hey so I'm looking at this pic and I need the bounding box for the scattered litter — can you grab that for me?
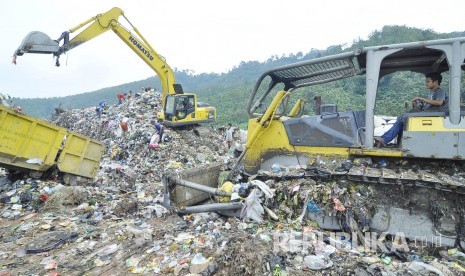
[26,158,43,165]
[0,90,464,275]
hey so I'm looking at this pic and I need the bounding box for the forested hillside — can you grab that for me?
[13,25,465,127]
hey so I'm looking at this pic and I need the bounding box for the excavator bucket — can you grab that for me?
[14,31,59,56]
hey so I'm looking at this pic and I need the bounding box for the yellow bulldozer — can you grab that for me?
[235,37,465,247]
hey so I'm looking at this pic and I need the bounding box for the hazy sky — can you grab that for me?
[1,0,464,99]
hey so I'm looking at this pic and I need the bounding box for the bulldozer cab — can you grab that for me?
[244,37,465,174]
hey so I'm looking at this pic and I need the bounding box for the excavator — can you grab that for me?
[236,37,465,247]
[13,7,215,128]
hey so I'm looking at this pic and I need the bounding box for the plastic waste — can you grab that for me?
[332,196,345,211]
[250,180,273,199]
[379,159,387,168]
[44,260,57,270]
[9,196,19,203]
[271,163,283,173]
[11,204,22,210]
[149,143,159,149]
[379,253,392,265]
[126,257,140,268]
[407,254,421,261]
[218,181,234,202]
[191,253,208,265]
[240,188,264,223]
[454,262,465,272]
[146,245,161,254]
[448,248,465,260]
[295,195,309,223]
[238,186,248,198]
[15,248,26,257]
[303,255,333,270]
[97,243,119,257]
[230,192,241,201]
[26,158,43,165]
[264,205,279,220]
[408,261,444,276]
[361,256,379,264]
[146,204,169,218]
[40,256,54,265]
[260,234,271,242]
[307,201,322,215]
[314,242,336,258]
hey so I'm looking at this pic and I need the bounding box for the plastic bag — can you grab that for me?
[240,188,264,223]
[191,253,208,265]
[303,255,333,270]
[250,180,273,199]
[408,261,444,275]
[307,201,322,215]
[146,204,169,218]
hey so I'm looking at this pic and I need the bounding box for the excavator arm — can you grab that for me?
[14,7,216,127]
[14,7,181,103]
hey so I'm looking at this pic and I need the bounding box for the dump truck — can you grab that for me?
[0,104,104,182]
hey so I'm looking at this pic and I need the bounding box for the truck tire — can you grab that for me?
[29,171,43,179]
[63,173,77,186]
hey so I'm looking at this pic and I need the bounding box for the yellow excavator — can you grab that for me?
[13,7,215,128]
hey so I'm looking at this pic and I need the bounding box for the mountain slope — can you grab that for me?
[13,25,465,127]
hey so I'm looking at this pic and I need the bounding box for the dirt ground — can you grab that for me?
[2,91,465,275]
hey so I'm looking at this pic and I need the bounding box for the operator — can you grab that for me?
[374,72,446,147]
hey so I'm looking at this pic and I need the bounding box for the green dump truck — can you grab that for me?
[0,105,104,181]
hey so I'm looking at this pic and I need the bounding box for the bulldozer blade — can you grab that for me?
[14,31,59,56]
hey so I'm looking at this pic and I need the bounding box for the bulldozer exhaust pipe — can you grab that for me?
[176,202,243,214]
[167,177,231,197]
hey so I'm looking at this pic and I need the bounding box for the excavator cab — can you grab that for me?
[162,94,215,127]
[163,95,193,120]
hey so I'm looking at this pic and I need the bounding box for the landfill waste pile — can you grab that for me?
[1,91,465,275]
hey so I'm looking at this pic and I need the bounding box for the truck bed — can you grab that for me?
[0,105,104,178]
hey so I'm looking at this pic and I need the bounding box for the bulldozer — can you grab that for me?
[235,37,465,247]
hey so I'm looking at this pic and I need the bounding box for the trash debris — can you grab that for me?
[241,188,265,223]
[1,90,464,275]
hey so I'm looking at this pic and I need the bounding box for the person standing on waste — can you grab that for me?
[154,121,164,144]
[95,100,108,117]
[225,124,236,149]
[120,117,129,133]
[117,93,127,105]
[99,100,108,110]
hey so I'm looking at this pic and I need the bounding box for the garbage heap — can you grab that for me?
[51,91,230,185]
[1,92,465,275]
